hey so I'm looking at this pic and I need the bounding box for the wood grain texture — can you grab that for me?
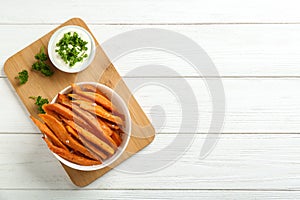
[1,0,300,24]
[2,24,300,77]
[1,134,300,190]
[3,18,155,187]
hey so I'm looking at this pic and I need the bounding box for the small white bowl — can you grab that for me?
[48,25,96,73]
[51,82,131,171]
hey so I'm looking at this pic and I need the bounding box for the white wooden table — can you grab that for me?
[1,0,300,199]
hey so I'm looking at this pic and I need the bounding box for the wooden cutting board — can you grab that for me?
[4,18,155,187]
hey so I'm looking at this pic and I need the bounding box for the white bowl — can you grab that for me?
[48,25,96,73]
[51,82,131,171]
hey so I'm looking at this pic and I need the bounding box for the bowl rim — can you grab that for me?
[50,82,131,171]
[48,25,96,73]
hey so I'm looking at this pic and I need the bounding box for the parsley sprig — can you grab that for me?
[29,96,49,114]
[55,32,88,67]
[32,47,54,76]
[15,70,28,85]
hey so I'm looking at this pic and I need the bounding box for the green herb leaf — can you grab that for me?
[15,70,28,85]
[29,96,49,114]
[32,47,54,76]
[41,67,54,77]
[34,46,48,61]
[55,31,89,67]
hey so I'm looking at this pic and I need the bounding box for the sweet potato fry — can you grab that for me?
[111,131,122,147]
[43,137,101,166]
[62,119,79,135]
[63,119,109,160]
[72,83,116,112]
[97,117,122,148]
[75,100,123,125]
[43,103,90,130]
[97,118,113,136]
[82,139,108,160]
[39,114,97,160]
[78,126,115,155]
[69,93,124,121]
[30,116,68,151]
[66,119,115,155]
[81,84,108,98]
[43,103,73,119]
[102,119,120,130]
[74,105,118,147]
[65,125,80,142]
[57,94,71,106]
[42,106,61,121]
[36,83,128,165]
[59,98,100,131]
[68,93,92,102]
[66,102,99,129]
[59,99,118,149]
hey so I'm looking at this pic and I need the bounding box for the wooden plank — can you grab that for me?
[2,24,300,77]
[3,18,155,187]
[1,134,300,189]
[1,77,300,134]
[1,0,300,24]
[2,190,300,200]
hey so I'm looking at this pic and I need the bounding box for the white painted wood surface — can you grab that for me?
[2,190,300,200]
[1,134,300,190]
[1,0,300,24]
[1,0,300,199]
[2,25,300,77]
